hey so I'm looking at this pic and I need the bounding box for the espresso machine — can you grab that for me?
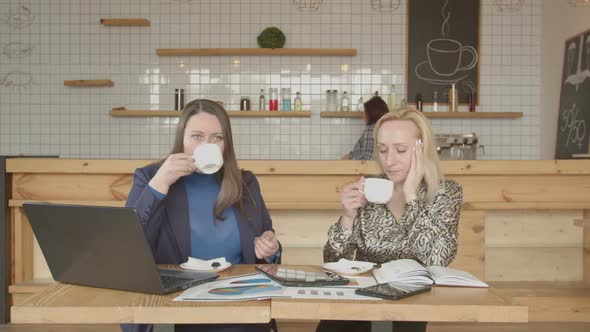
[435,133,483,160]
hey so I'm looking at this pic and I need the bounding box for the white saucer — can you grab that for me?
[322,259,376,276]
[414,61,469,85]
[180,261,232,273]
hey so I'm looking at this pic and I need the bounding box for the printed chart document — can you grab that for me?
[174,273,380,302]
[174,273,287,302]
[372,259,489,290]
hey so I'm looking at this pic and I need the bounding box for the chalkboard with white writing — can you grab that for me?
[407,0,480,104]
[555,29,590,159]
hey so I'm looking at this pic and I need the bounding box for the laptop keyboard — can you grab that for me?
[159,274,193,290]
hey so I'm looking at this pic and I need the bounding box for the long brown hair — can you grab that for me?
[364,96,389,125]
[373,107,442,204]
[170,99,243,220]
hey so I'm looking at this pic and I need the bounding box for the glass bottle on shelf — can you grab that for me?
[269,88,278,111]
[415,93,423,112]
[259,89,266,111]
[281,88,292,111]
[357,96,364,112]
[341,91,350,111]
[388,84,397,111]
[468,92,476,112]
[240,96,251,111]
[448,83,459,112]
[293,92,302,111]
[432,91,439,112]
[326,90,338,112]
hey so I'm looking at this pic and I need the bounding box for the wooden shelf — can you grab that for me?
[64,80,114,87]
[423,112,523,119]
[110,109,311,118]
[320,111,523,119]
[156,48,357,56]
[320,111,364,118]
[227,111,311,118]
[100,18,150,26]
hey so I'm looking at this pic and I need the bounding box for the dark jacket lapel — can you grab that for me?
[234,205,256,264]
[165,180,190,261]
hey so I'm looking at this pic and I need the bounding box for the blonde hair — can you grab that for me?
[373,107,443,204]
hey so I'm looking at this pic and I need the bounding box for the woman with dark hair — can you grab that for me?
[122,99,280,332]
[341,96,389,160]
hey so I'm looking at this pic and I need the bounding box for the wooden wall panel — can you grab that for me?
[280,247,324,266]
[486,210,583,247]
[33,237,50,280]
[486,247,583,281]
[449,211,485,279]
[584,210,590,284]
[12,174,132,201]
[7,159,590,286]
[12,208,33,284]
[456,175,590,204]
[270,210,338,247]
[256,175,356,204]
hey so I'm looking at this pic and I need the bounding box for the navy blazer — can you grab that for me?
[121,162,278,332]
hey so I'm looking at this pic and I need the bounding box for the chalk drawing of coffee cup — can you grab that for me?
[427,38,478,77]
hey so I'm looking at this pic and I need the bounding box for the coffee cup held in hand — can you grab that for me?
[362,178,394,204]
[193,143,223,174]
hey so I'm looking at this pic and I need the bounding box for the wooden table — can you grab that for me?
[11,265,528,324]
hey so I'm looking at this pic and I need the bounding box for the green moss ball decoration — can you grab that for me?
[257,27,286,49]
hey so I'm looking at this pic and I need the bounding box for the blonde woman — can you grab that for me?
[124,99,280,332]
[317,108,463,332]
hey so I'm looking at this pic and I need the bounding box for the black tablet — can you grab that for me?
[256,264,350,287]
[355,283,431,300]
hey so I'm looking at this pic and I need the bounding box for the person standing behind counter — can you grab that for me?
[341,96,389,160]
[318,108,464,332]
[123,99,280,332]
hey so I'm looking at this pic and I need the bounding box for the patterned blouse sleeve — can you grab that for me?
[323,218,359,263]
[396,180,463,267]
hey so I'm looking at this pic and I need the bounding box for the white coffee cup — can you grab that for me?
[362,178,394,204]
[193,143,223,174]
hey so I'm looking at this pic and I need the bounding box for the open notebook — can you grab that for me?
[372,259,488,291]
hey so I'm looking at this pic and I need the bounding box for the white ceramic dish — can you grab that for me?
[322,259,376,276]
[180,261,232,273]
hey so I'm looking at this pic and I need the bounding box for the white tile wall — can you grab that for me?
[0,0,542,160]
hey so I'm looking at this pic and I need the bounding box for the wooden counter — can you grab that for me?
[3,158,590,324]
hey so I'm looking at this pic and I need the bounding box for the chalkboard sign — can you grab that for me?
[407,0,480,104]
[555,29,590,159]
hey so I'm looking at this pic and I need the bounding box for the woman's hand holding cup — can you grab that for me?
[340,177,367,230]
[149,153,197,194]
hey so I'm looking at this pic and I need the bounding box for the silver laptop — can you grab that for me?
[23,203,218,294]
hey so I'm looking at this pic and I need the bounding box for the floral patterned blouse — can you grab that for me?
[324,179,463,267]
